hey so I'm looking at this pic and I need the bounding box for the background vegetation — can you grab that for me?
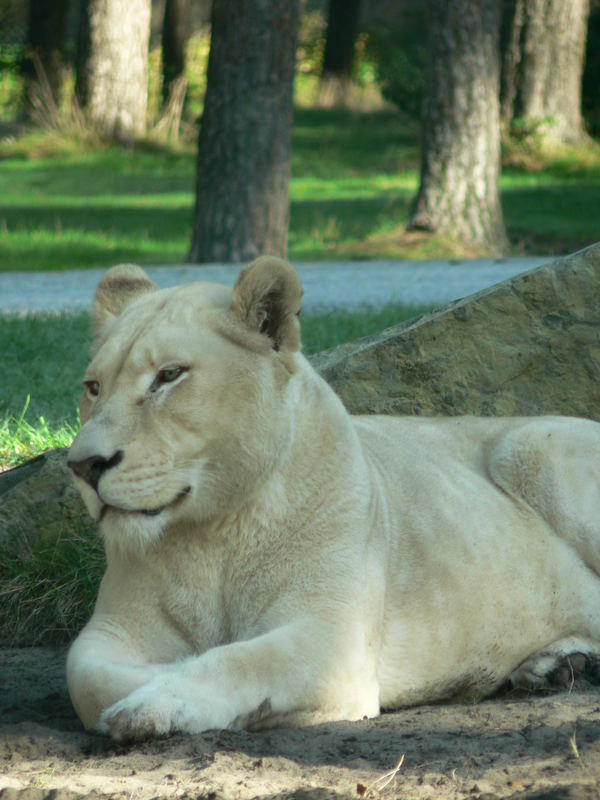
[1,6,600,271]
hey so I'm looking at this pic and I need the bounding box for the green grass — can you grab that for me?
[0,517,105,645]
[0,510,105,646]
[301,302,429,354]
[1,108,599,270]
[1,311,92,425]
[0,311,89,468]
[0,398,79,470]
[0,147,195,270]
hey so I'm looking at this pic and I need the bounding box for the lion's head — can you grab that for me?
[68,257,303,551]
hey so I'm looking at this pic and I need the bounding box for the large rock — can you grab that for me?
[0,449,95,553]
[0,450,101,645]
[310,243,600,420]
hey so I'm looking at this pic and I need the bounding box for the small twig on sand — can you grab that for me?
[357,754,405,797]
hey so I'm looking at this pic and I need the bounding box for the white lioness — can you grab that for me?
[67,257,600,741]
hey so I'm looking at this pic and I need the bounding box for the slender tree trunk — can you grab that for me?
[409,0,506,255]
[23,0,70,113]
[321,0,362,79]
[74,0,91,109]
[500,0,525,129]
[81,0,152,141]
[502,0,590,142]
[161,0,187,105]
[189,0,301,263]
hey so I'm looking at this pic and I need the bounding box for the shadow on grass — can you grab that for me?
[289,194,413,255]
[292,107,421,178]
[502,181,600,254]
[0,148,194,197]
[1,194,417,269]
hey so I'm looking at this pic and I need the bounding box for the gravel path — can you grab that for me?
[0,257,550,314]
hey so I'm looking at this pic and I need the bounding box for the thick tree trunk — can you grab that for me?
[81,0,152,141]
[321,0,361,79]
[161,0,187,105]
[23,0,70,113]
[502,0,590,142]
[409,0,506,256]
[189,0,300,263]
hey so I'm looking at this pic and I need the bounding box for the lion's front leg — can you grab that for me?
[67,625,169,731]
[99,620,380,741]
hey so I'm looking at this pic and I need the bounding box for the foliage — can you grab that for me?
[147,30,211,136]
[296,10,327,77]
[0,43,23,123]
[364,12,427,117]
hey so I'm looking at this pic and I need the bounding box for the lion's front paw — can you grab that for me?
[99,687,179,741]
[98,677,233,741]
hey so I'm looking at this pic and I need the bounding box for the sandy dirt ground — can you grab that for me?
[1,647,600,800]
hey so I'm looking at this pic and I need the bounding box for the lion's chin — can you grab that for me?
[99,508,168,555]
[96,488,192,555]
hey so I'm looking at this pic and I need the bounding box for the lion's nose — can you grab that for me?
[67,450,124,491]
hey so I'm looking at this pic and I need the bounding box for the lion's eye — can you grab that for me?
[158,366,185,384]
[148,365,189,394]
[83,380,100,398]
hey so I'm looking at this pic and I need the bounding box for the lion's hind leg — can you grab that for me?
[489,417,600,576]
[510,636,600,690]
[489,418,600,679]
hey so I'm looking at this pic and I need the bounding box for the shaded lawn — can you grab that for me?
[501,175,600,253]
[0,108,599,270]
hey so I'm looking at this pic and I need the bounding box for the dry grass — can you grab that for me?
[0,521,104,645]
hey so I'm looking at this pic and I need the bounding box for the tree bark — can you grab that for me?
[501,0,590,142]
[409,0,506,256]
[22,0,70,113]
[500,0,525,129]
[189,0,301,264]
[321,0,362,79]
[161,0,187,105]
[80,0,152,141]
[74,0,91,109]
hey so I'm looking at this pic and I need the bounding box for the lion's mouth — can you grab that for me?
[99,486,191,521]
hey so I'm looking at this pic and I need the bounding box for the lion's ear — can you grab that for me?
[93,264,158,330]
[230,257,303,352]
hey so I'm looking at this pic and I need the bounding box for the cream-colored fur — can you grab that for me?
[67,257,600,740]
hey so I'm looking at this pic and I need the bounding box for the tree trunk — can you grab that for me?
[189,0,301,263]
[23,0,70,114]
[502,0,590,142]
[409,0,506,256]
[161,0,187,106]
[321,0,362,79]
[74,0,91,109]
[81,0,152,141]
[500,0,525,129]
